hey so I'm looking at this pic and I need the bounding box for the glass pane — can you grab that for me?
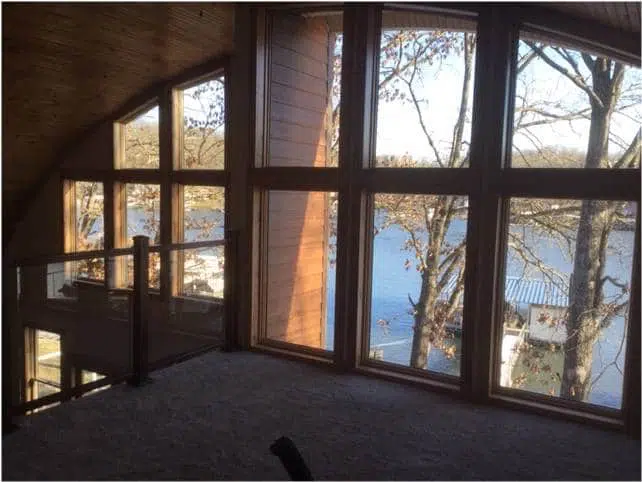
[174,246,225,299]
[375,11,477,167]
[80,370,109,396]
[47,259,105,300]
[180,77,225,169]
[368,194,468,376]
[34,330,61,399]
[125,184,160,246]
[265,191,337,351]
[183,186,225,242]
[266,11,343,167]
[123,253,161,290]
[511,37,641,168]
[81,370,105,384]
[74,181,104,251]
[121,105,160,169]
[499,198,637,410]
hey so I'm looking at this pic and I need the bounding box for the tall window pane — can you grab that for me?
[511,37,641,168]
[264,191,337,351]
[499,198,636,409]
[178,77,225,169]
[121,105,160,169]
[74,181,103,251]
[72,181,105,280]
[182,186,225,242]
[374,12,477,168]
[266,11,343,167]
[368,194,468,377]
[174,245,224,299]
[124,184,160,246]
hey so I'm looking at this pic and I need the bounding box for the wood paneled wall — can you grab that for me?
[264,14,331,348]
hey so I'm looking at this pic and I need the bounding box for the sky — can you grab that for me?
[134,37,641,166]
[374,38,642,162]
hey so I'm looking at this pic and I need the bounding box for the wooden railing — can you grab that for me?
[3,231,237,432]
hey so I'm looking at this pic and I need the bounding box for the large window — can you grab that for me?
[180,186,225,242]
[374,12,477,168]
[25,329,61,402]
[498,198,637,409]
[122,183,161,246]
[367,194,468,377]
[261,190,336,351]
[62,72,227,301]
[252,6,640,431]
[118,105,160,169]
[48,4,639,432]
[512,37,641,169]
[264,11,343,167]
[176,76,226,170]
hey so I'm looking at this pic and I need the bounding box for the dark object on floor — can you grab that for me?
[270,436,314,481]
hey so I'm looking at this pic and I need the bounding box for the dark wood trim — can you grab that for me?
[360,357,461,386]
[499,169,641,200]
[172,170,228,186]
[129,236,150,386]
[333,4,380,371]
[359,168,474,195]
[495,383,623,419]
[491,393,624,433]
[463,6,518,402]
[228,5,258,350]
[251,343,335,366]
[250,167,339,190]
[623,208,641,438]
[159,87,173,302]
[256,339,334,359]
[356,363,461,394]
[255,189,269,343]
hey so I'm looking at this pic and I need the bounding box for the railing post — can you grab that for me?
[129,236,151,387]
[224,229,240,351]
[3,262,19,434]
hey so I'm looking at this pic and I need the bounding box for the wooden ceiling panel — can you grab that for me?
[2,3,234,226]
[2,2,640,237]
[548,2,641,34]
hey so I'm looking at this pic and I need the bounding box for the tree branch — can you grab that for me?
[525,41,604,108]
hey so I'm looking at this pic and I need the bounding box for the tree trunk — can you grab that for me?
[561,199,606,399]
[560,59,617,401]
[409,198,447,369]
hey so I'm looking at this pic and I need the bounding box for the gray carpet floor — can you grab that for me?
[3,351,640,480]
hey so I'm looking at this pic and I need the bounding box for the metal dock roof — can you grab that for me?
[440,276,569,307]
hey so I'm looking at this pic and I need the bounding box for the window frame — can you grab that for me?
[249,4,641,433]
[61,62,229,302]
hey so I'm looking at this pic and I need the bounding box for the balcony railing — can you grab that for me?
[3,232,236,430]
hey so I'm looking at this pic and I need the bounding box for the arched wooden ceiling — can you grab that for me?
[2,2,640,238]
[2,3,234,233]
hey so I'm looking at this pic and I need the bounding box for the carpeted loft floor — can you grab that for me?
[3,351,640,481]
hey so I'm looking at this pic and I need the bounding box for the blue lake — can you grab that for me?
[324,218,634,409]
[100,208,633,408]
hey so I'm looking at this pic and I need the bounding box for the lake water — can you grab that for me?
[324,218,634,409]
[112,208,634,408]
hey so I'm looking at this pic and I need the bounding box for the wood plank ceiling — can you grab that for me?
[2,2,640,238]
[549,2,641,34]
[2,3,234,232]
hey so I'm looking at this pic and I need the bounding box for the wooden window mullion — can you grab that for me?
[464,6,519,402]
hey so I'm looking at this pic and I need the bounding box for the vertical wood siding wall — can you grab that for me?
[265,14,331,348]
